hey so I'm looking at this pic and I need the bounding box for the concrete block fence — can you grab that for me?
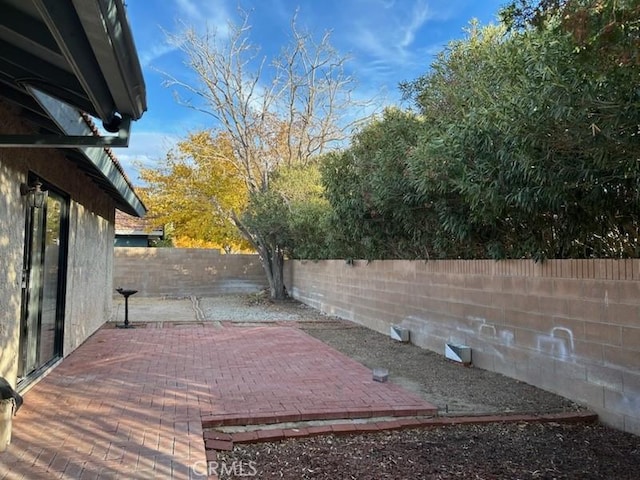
[285,258,640,435]
[112,249,640,435]
[113,248,268,297]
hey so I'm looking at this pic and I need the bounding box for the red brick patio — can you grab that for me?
[0,325,436,479]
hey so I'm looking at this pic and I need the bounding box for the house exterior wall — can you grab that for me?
[0,100,116,385]
[0,151,26,384]
[285,259,640,436]
[64,203,114,354]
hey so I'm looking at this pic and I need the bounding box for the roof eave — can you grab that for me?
[73,0,147,120]
[32,0,146,128]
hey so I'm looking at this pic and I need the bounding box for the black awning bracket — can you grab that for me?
[0,86,130,148]
[0,118,130,148]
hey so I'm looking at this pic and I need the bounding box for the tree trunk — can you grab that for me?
[270,248,286,300]
[257,244,286,300]
[232,213,287,301]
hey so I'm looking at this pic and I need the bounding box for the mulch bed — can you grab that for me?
[215,422,640,479]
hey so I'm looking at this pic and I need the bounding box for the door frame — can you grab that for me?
[17,174,69,386]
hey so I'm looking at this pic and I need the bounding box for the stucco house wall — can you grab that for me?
[0,142,26,382]
[64,203,115,354]
[0,100,116,383]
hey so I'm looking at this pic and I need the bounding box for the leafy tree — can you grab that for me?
[242,163,331,264]
[321,108,437,259]
[325,4,638,261]
[401,13,639,259]
[138,131,251,253]
[501,0,640,59]
[163,10,370,298]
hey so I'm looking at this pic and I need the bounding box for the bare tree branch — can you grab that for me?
[158,8,379,298]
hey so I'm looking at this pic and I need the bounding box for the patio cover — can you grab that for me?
[0,0,147,216]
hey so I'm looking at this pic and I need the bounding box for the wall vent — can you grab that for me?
[390,325,410,342]
[445,343,472,365]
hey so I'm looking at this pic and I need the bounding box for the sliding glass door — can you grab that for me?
[18,184,68,382]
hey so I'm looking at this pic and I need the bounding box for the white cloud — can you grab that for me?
[346,0,467,61]
[173,0,233,37]
[137,0,236,69]
[115,131,180,184]
[139,42,180,68]
[349,0,434,65]
[341,0,464,96]
[400,1,431,48]
[175,0,201,19]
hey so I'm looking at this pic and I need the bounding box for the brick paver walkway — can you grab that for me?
[0,325,435,479]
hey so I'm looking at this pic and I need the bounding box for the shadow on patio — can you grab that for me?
[0,323,435,479]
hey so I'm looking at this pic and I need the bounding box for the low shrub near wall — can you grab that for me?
[286,258,640,435]
[114,248,268,297]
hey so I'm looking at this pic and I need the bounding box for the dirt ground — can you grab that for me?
[299,320,581,415]
[212,295,640,479]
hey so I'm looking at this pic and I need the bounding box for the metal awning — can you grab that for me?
[0,0,147,216]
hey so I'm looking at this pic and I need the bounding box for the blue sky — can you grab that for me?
[122,0,507,183]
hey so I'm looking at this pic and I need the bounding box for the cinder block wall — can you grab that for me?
[114,248,268,297]
[285,259,640,435]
